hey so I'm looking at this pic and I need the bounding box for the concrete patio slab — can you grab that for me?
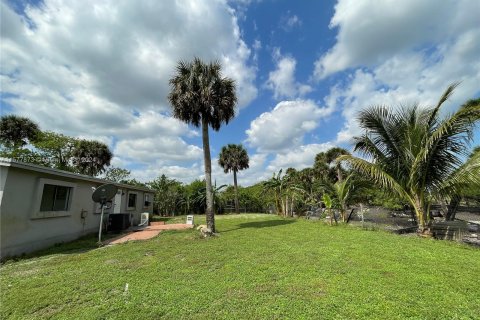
[104,222,194,245]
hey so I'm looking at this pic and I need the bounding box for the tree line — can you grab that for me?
[2,56,479,235]
[0,115,112,176]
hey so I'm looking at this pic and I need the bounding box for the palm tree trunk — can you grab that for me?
[274,192,281,215]
[446,196,460,221]
[336,165,343,182]
[202,118,215,233]
[233,169,240,214]
[413,198,427,232]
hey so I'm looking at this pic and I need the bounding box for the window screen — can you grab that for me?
[40,184,72,211]
[128,193,137,209]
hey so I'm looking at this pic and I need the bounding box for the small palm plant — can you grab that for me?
[262,169,285,215]
[218,144,249,214]
[322,193,336,225]
[339,84,480,232]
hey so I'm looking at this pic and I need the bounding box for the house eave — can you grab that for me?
[0,158,152,193]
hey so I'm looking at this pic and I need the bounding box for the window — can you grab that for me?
[40,184,72,211]
[32,178,76,219]
[144,194,151,208]
[127,192,137,210]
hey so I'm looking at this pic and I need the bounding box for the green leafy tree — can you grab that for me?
[104,167,131,183]
[121,179,148,188]
[184,179,208,214]
[168,57,237,233]
[339,85,480,231]
[32,131,77,170]
[193,181,227,215]
[0,115,40,149]
[218,144,249,214]
[72,140,113,176]
[148,174,184,216]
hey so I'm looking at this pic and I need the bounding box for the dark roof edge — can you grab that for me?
[0,158,152,193]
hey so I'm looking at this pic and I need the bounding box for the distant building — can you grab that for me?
[0,159,153,259]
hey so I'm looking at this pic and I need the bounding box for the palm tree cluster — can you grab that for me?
[261,150,366,219]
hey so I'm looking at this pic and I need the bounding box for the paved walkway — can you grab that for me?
[104,221,194,245]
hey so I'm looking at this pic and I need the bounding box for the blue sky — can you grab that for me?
[1,0,479,185]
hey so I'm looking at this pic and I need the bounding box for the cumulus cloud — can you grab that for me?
[115,137,203,164]
[1,0,258,181]
[310,0,480,143]
[281,12,302,31]
[265,49,312,99]
[267,143,334,171]
[130,162,203,183]
[2,1,257,110]
[246,100,334,152]
[313,0,480,79]
[331,42,480,143]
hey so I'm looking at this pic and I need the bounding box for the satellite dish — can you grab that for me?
[92,183,118,244]
[92,183,118,205]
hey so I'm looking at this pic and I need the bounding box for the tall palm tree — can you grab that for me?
[218,144,249,214]
[325,147,350,182]
[339,84,480,231]
[168,57,237,232]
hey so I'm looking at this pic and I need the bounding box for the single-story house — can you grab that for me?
[0,158,154,259]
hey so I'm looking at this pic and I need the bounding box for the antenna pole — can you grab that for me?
[98,201,105,244]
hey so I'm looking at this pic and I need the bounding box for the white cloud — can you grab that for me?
[130,162,203,183]
[1,0,257,113]
[265,49,312,99]
[331,42,480,143]
[281,11,302,31]
[246,100,334,152]
[267,143,334,171]
[312,0,480,143]
[114,137,203,164]
[313,0,480,79]
[1,0,258,182]
[252,39,262,62]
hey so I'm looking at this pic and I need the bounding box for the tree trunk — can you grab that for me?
[233,169,240,214]
[274,193,282,215]
[446,196,460,221]
[413,198,427,232]
[281,197,285,217]
[202,118,215,233]
[336,165,343,183]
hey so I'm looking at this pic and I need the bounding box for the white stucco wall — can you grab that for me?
[0,164,153,259]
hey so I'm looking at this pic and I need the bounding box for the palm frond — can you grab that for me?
[436,149,480,199]
[427,82,460,127]
[338,154,411,203]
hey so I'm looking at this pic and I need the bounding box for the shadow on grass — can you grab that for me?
[1,232,120,264]
[221,219,296,233]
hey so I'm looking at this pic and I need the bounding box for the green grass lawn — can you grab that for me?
[1,214,479,319]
